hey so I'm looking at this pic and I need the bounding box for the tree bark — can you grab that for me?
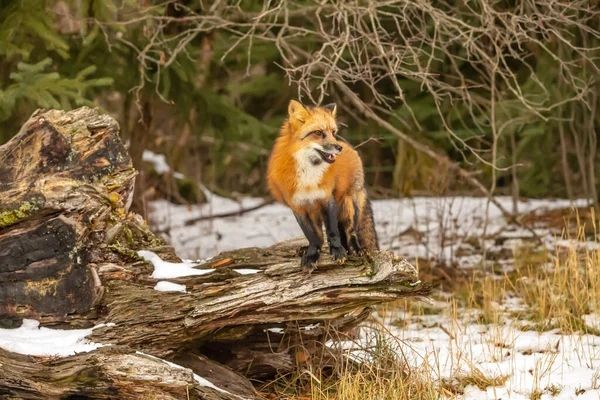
[0,107,429,398]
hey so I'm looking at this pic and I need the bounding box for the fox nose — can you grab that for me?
[334,144,342,152]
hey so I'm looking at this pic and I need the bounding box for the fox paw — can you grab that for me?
[301,247,320,273]
[330,245,347,264]
[346,248,358,256]
[301,256,317,273]
[347,236,362,256]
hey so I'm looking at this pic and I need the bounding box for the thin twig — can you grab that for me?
[354,136,386,149]
[184,199,274,226]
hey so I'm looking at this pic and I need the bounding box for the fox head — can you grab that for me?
[286,99,342,165]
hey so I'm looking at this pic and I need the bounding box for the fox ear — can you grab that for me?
[323,103,337,117]
[288,100,308,123]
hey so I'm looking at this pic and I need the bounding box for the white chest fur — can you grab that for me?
[292,147,330,206]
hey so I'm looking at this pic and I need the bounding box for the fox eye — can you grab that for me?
[314,130,324,137]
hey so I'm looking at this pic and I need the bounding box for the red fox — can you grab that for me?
[267,100,379,272]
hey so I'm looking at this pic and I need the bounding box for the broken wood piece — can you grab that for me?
[211,257,234,268]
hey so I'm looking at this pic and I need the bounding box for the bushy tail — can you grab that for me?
[357,191,379,251]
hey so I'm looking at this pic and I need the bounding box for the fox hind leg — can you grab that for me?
[338,196,362,255]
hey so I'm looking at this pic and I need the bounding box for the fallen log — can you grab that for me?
[0,346,249,400]
[0,107,430,398]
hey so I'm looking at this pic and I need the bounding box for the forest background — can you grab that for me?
[1,0,598,216]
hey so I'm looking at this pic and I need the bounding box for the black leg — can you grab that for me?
[294,212,324,273]
[323,198,347,263]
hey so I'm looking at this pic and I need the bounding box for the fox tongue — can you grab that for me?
[326,153,335,162]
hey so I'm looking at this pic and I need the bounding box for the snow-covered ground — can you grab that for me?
[149,194,588,264]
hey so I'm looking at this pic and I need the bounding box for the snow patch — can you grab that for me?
[265,328,285,334]
[233,269,261,275]
[143,150,185,179]
[264,324,319,334]
[154,281,187,293]
[138,250,213,279]
[555,239,600,251]
[0,319,113,357]
[300,323,320,331]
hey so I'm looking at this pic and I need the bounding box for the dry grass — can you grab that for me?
[260,327,447,400]
[450,217,600,335]
[515,250,600,334]
[454,367,510,391]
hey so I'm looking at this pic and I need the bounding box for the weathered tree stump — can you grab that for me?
[0,107,430,399]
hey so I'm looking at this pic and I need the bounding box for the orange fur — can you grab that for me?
[267,103,361,212]
[267,100,378,259]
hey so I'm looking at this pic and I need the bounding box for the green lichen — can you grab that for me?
[364,258,377,278]
[352,255,376,278]
[395,280,417,288]
[110,243,144,262]
[66,147,78,164]
[123,226,135,246]
[0,198,44,228]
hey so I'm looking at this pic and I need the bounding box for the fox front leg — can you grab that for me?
[323,198,347,264]
[294,212,324,273]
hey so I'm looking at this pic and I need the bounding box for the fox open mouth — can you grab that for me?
[315,149,336,164]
